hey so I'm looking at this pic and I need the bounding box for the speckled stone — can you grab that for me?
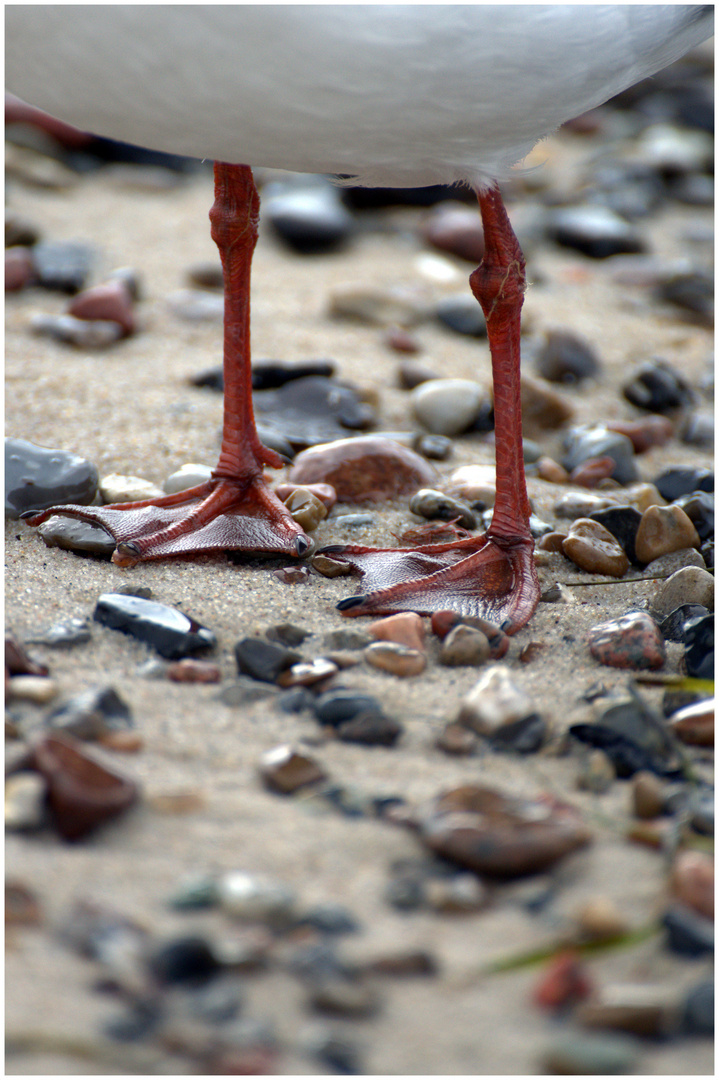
[587,612,665,670]
[635,505,700,564]
[562,519,630,577]
[288,436,436,503]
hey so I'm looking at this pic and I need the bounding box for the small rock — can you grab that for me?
[421,203,485,263]
[435,294,486,337]
[6,675,60,704]
[275,482,337,511]
[333,512,377,528]
[320,629,371,651]
[670,850,713,920]
[576,749,616,794]
[32,239,94,293]
[5,246,35,291]
[272,564,312,584]
[26,617,91,648]
[534,329,600,383]
[30,311,124,348]
[314,689,383,725]
[277,658,338,688]
[533,951,594,1011]
[651,566,714,617]
[5,880,43,926]
[446,463,496,506]
[368,612,425,652]
[5,437,98,518]
[540,1031,640,1075]
[186,260,223,290]
[659,603,710,643]
[263,181,353,253]
[167,287,224,321]
[563,427,638,485]
[622,359,694,413]
[408,488,476,529]
[259,745,327,794]
[675,490,714,541]
[681,980,714,1037]
[576,983,680,1038]
[396,358,437,387]
[554,491,618,518]
[95,593,216,659]
[36,515,116,557]
[254,375,374,450]
[99,473,164,503]
[588,612,665,670]
[328,282,428,327]
[681,411,713,449]
[668,698,714,747]
[562,519,630,577]
[521,375,575,435]
[587,506,643,565]
[411,378,486,436]
[218,871,296,927]
[439,625,490,667]
[67,279,135,335]
[283,487,328,531]
[430,612,509,658]
[424,873,487,913]
[147,935,220,986]
[289,436,436,502]
[536,456,569,483]
[635,504,700,563]
[46,685,133,740]
[5,772,47,831]
[631,771,665,819]
[234,637,302,683]
[457,665,536,734]
[606,415,674,453]
[167,659,222,683]
[576,897,628,941]
[312,552,352,577]
[162,463,213,494]
[435,721,478,756]
[645,547,706,578]
[387,328,421,355]
[548,203,644,258]
[662,903,714,957]
[683,613,713,679]
[364,641,426,677]
[308,977,380,1018]
[337,712,403,747]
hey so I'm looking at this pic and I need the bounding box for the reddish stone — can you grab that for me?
[68,279,136,335]
[533,950,594,1010]
[421,204,485,263]
[386,327,420,353]
[167,658,222,683]
[274,481,337,510]
[569,456,616,488]
[431,610,509,658]
[288,436,436,503]
[670,850,714,920]
[5,247,35,291]
[368,612,426,652]
[588,612,666,670]
[607,416,674,454]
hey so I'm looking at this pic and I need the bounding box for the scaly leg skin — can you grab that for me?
[325,184,539,634]
[26,163,309,568]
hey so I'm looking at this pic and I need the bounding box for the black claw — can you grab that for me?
[500,617,515,633]
[336,594,368,612]
[116,542,142,557]
[295,535,311,557]
[19,509,41,520]
[317,544,345,554]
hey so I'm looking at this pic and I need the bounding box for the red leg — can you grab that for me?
[325,184,539,634]
[27,163,309,567]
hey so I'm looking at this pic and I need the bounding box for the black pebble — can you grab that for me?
[681,980,714,1037]
[436,295,487,337]
[683,613,714,679]
[654,465,713,501]
[662,904,714,958]
[5,437,98,518]
[659,604,709,644]
[568,723,675,778]
[314,690,384,726]
[32,239,95,293]
[675,491,714,541]
[588,505,643,564]
[147,935,221,986]
[94,593,216,659]
[534,329,600,383]
[234,637,302,683]
[622,360,694,412]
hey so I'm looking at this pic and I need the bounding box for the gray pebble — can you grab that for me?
[163,463,214,494]
[30,312,124,348]
[334,513,377,528]
[6,436,98,519]
[563,426,638,485]
[651,566,714,618]
[5,773,47,831]
[411,378,485,436]
[37,515,115,557]
[218,871,296,927]
[26,617,91,648]
[409,488,476,529]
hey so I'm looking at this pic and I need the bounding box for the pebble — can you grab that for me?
[671,850,713,920]
[218,871,296,928]
[167,287,224,321]
[446,463,496,506]
[520,374,575,435]
[27,732,138,841]
[408,488,476,529]
[32,238,94,292]
[277,658,338,688]
[272,564,312,585]
[682,981,714,1038]
[662,903,714,958]
[682,410,713,448]
[265,623,311,648]
[421,202,485,262]
[635,504,700,563]
[396,358,438,388]
[26,617,91,648]
[569,456,616,488]
[5,208,41,247]
[30,311,124,348]
[288,435,436,502]
[5,880,42,927]
[435,721,478,756]
[533,951,594,1011]
[6,675,59,704]
[254,375,374,450]
[259,745,327,795]
[651,567,714,618]
[313,689,383,726]
[534,329,600,383]
[234,637,302,683]
[46,685,133,740]
[439,625,491,667]
[411,378,486,436]
[321,629,371,651]
[622,359,694,412]
[576,897,628,941]
[386,328,421,355]
[606,415,674,453]
[67,278,136,335]
[435,294,486,337]
[536,456,569,483]
[5,772,47,831]
[668,698,714,747]
[5,437,98,518]
[298,902,361,936]
[364,641,426,677]
[275,481,337,511]
[167,659,222,684]
[576,984,679,1038]
[99,473,164,503]
[333,512,377,528]
[587,506,643,564]
[547,203,644,258]
[576,749,616,794]
[540,1030,640,1075]
[253,358,337,391]
[37,515,116,557]
[631,772,665,819]
[302,1026,363,1075]
[562,519,630,577]
[424,872,487,914]
[262,181,354,253]
[312,553,351,577]
[328,282,429,327]
[554,491,618,518]
[418,784,592,877]
[186,260,223,290]
[147,934,221,986]
[563,427,638,485]
[657,269,713,322]
[282,487,328,531]
[645,547,706,577]
[675,490,714,540]
[683,613,713,679]
[336,712,404,747]
[654,465,713,502]
[5,245,35,290]
[368,612,425,652]
[588,612,665,671]
[457,665,536,734]
[308,977,380,1019]
[430,612,509,658]
[659,602,709,643]
[161,463,214,495]
[95,593,216,660]
[5,634,49,677]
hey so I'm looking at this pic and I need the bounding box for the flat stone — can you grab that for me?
[217,678,279,708]
[408,488,476,529]
[435,294,486,337]
[162,463,214,494]
[683,613,713,680]
[26,617,92,648]
[328,282,429,327]
[623,359,694,413]
[548,203,644,258]
[259,745,327,794]
[312,553,352,577]
[99,473,164,503]
[277,658,338,688]
[635,505,700,563]
[562,519,630,577]
[396,358,438,387]
[411,378,485,436]
[95,593,216,659]
[646,548,706,578]
[30,312,124,348]
[364,641,426,677]
[540,1031,641,1075]
[167,659,222,684]
[36,515,115,557]
[6,437,98,518]
[654,465,713,503]
[368,612,425,652]
[587,612,665,670]
[254,376,374,451]
[234,637,302,683]
[289,435,436,503]
[336,712,403,746]
[314,689,383,725]
[651,566,714,618]
[675,490,714,541]
[67,279,135,335]
[668,698,714,747]
[46,685,133,740]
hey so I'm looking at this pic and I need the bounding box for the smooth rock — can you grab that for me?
[521,374,575,435]
[435,294,486,337]
[587,506,643,564]
[314,689,382,726]
[99,473,164,503]
[651,566,714,618]
[336,712,403,746]
[682,613,713,679]
[658,603,709,643]
[5,772,47,831]
[387,328,421,355]
[333,512,377,528]
[321,629,372,651]
[540,1031,640,1075]
[275,481,337,511]
[588,612,665,671]
[259,745,327,794]
[663,903,714,957]
[645,547,706,578]
[46,685,133,740]
[421,202,485,262]
[26,617,91,648]
[32,238,94,292]
[277,658,338,687]
[606,415,673,453]
[425,872,487,913]
[622,359,694,413]
[328,282,429,327]
[671,850,713,920]
[5,245,35,290]
[283,487,328,531]
[439,625,490,667]
[263,182,353,253]
[682,411,713,449]
[675,491,714,541]
[312,553,352,577]
[6,675,59,704]
[635,504,700,563]
[655,465,713,503]
[631,772,665,819]
[411,378,485,436]
[67,279,135,335]
[446,463,496,506]
[167,659,222,684]
[218,872,296,927]
[364,641,426,677]
[95,593,216,659]
[408,488,476,529]
[554,491,617,518]
[668,698,714,747]
[147,935,220,986]
[457,665,536,735]
[562,519,630,577]
[37,515,116,557]
[681,981,714,1037]
[396,358,437,387]
[30,311,124,348]
[548,204,644,258]
[576,897,629,941]
[533,951,594,1011]
[435,722,478,756]
[576,984,680,1038]
[563,427,638,485]
[534,329,600,383]
[6,436,98,518]
[368,612,425,652]
[430,612,509,658]
[168,287,224,321]
[5,640,51,680]
[576,749,616,794]
[234,637,302,683]
[289,436,436,502]
[254,375,374,450]
[218,678,279,708]
[162,463,214,494]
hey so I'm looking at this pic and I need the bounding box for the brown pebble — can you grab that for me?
[364,949,439,977]
[5,246,35,291]
[288,435,436,503]
[259,744,327,795]
[68,279,136,336]
[670,850,713,920]
[439,624,490,667]
[576,749,616,794]
[576,984,679,1038]
[521,374,575,435]
[533,951,594,1011]
[312,553,352,577]
[537,530,569,553]
[576,896,628,940]
[282,487,328,530]
[277,658,338,688]
[387,328,421,355]
[431,610,509,658]
[435,722,478,756]
[396,358,440,389]
[167,658,222,683]
[5,634,49,677]
[5,879,43,927]
[631,771,665,819]
[368,612,426,652]
[606,416,674,454]
[624,483,666,512]
[364,641,426,677]
[635,504,700,564]
[519,641,548,664]
[275,481,337,510]
[272,565,312,584]
[148,790,205,814]
[569,456,616,488]
[562,519,630,577]
[421,203,485,263]
[29,732,138,841]
[668,698,714,747]
[97,730,144,754]
[536,456,569,483]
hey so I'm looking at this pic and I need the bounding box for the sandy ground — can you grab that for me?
[5,115,714,1077]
